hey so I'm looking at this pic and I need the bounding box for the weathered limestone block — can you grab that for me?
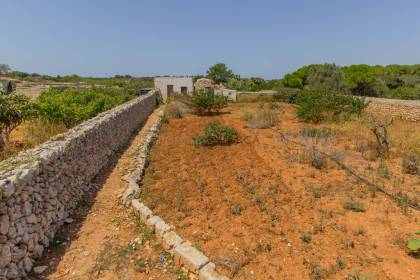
[131,200,153,223]
[161,231,184,251]
[145,215,165,232]
[173,243,210,273]
[199,262,230,280]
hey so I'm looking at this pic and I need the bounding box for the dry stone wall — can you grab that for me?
[0,91,158,279]
[366,97,420,122]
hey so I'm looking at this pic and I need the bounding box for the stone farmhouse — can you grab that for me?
[154,77,237,101]
[154,77,194,100]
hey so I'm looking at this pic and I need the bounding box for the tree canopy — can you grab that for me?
[206,63,236,84]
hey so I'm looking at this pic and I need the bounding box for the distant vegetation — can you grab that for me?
[0,66,150,160]
[37,87,134,127]
[280,63,420,100]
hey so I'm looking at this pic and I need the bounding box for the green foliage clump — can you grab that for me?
[281,63,420,100]
[306,63,347,91]
[389,86,420,100]
[272,87,302,103]
[206,63,236,84]
[282,64,319,88]
[344,198,366,212]
[189,89,228,115]
[0,94,37,146]
[296,86,367,123]
[406,231,420,257]
[36,87,133,127]
[193,121,238,146]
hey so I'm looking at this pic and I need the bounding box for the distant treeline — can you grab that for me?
[5,63,420,100]
[197,63,420,99]
[280,64,420,100]
[6,71,154,88]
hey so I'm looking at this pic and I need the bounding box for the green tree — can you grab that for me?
[207,63,236,84]
[342,64,378,96]
[189,89,228,115]
[281,64,319,89]
[226,78,244,91]
[306,63,347,91]
[0,94,37,148]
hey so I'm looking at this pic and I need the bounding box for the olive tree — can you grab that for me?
[0,94,37,148]
[189,89,228,115]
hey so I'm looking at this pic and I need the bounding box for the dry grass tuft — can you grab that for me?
[245,108,279,129]
[164,100,191,119]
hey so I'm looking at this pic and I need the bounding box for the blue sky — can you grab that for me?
[2,0,420,79]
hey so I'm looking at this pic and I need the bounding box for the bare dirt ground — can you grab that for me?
[139,103,420,280]
[33,109,188,280]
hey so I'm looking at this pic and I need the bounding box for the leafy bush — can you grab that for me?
[193,121,238,146]
[406,231,420,257]
[189,89,228,115]
[306,63,347,91]
[402,153,420,175]
[389,87,420,100]
[0,94,37,147]
[272,87,302,103]
[296,86,367,123]
[37,87,132,127]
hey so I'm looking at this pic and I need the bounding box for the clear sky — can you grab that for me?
[2,0,420,79]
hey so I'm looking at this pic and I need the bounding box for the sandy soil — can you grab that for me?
[33,109,186,280]
[139,103,420,280]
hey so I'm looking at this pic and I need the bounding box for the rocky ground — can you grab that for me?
[139,102,419,280]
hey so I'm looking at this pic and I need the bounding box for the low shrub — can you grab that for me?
[241,111,255,121]
[306,144,327,169]
[189,89,228,115]
[406,231,420,257]
[300,127,332,138]
[246,108,279,129]
[344,198,366,212]
[193,121,238,146]
[402,153,420,175]
[296,86,367,123]
[273,87,302,103]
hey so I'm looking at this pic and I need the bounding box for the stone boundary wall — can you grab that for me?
[0,91,158,279]
[122,113,229,280]
[366,97,420,122]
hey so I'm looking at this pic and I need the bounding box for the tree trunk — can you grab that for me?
[0,133,5,151]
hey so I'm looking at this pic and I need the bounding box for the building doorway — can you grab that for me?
[167,85,174,97]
